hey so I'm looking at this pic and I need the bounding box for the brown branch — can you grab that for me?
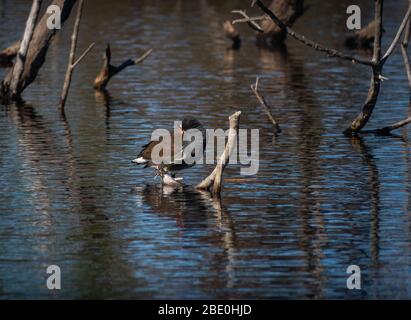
[223,20,241,49]
[244,0,373,66]
[94,45,153,91]
[60,0,94,112]
[374,116,411,134]
[9,0,42,97]
[196,111,241,195]
[250,77,281,134]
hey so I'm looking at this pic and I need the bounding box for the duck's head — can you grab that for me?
[179,118,203,135]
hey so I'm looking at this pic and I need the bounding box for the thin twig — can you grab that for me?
[231,10,264,33]
[402,2,411,89]
[59,0,94,111]
[250,77,281,134]
[134,48,153,65]
[72,42,95,69]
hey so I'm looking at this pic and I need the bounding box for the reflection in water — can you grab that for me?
[350,136,380,266]
[1,0,411,299]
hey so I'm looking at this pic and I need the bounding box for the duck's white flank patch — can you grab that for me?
[132,157,148,164]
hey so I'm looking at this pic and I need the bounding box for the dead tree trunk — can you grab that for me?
[0,0,78,103]
[197,111,241,195]
[59,0,94,112]
[256,0,304,47]
[94,44,152,91]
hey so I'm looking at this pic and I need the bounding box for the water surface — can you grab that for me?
[0,0,411,299]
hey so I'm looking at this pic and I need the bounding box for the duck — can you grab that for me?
[132,118,206,184]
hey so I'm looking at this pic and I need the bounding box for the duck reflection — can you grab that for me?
[134,184,237,292]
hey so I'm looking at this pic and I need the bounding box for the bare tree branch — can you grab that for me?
[241,0,373,66]
[402,2,411,89]
[72,42,95,69]
[381,4,411,64]
[250,77,281,134]
[59,0,94,112]
[231,10,264,32]
[377,116,411,134]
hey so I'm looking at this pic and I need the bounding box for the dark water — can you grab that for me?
[1,0,411,299]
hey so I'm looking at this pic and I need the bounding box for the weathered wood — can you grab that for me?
[0,0,78,102]
[59,0,94,112]
[344,20,378,49]
[9,0,42,97]
[250,77,281,134]
[0,41,21,67]
[94,44,153,91]
[256,0,304,46]
[196,111,241,195]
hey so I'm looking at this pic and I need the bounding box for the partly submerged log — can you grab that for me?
[344,20,379,49]
[0,41,20,67]
[223,20,241,49]
[94,44,152,91]
[197,111,241,195]
[256,0,304,47]
[0,0,78,103]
